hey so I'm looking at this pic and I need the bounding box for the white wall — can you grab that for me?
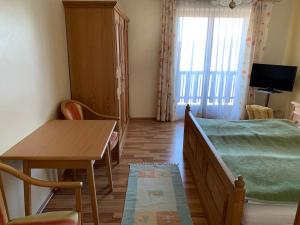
[0,0,70,218]
[256,0,294,118]
[118,0,162,118]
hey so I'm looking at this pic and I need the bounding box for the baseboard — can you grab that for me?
[36,189,55,214]
[36,169,67,214]
[119,119,130,156]
[130,117,156,121]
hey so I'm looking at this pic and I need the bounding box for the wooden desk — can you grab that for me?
[1,120,117,225]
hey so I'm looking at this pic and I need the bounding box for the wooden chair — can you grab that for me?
[61,100,120,164]
[246,105,274,120]
[0,163,82,225]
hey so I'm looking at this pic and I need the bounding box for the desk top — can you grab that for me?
[1,120,116,161]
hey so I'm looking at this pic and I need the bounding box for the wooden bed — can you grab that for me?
[183,105,300,225]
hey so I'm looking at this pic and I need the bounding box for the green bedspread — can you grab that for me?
[196,118,300,203]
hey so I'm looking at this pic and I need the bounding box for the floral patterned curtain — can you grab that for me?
[157,0,176,122]
[241,1,274,108]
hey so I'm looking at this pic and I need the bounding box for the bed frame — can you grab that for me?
[183,105,300,225]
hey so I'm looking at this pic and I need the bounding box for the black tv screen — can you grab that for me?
[250,63,297,92]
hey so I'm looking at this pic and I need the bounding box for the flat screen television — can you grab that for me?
[250,63,297,92]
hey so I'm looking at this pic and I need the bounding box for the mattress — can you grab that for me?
[196,118,300,203]
[243,201,298,225]
[195,118,300,224]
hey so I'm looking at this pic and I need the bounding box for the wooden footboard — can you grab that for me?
[183,105,245,225]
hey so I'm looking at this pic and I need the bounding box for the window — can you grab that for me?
[175,14,249,108]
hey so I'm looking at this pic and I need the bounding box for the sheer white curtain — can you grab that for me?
[174,0,252,119]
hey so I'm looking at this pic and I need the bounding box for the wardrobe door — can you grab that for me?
[119,15,127,135]
[114,11,124,137]
[114,11,129,138]
[124,20,129,124]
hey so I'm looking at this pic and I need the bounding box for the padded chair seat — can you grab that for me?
[8,211,79,225]
[109,131,118,150]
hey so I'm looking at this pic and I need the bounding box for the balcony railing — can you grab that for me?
[176,71,237,106]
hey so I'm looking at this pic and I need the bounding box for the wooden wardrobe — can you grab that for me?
[63,1,129,150]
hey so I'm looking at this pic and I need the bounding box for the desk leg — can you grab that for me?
[86,161,100,225]
[104,146,113,191]
[23,161,32,216]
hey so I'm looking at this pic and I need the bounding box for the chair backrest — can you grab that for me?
[0,176,9,225]
[246,105,274,120]
[61,100,84,120]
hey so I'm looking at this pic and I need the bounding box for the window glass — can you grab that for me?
[179,17,208,72]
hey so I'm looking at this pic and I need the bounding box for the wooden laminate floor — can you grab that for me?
[44,120,208,225]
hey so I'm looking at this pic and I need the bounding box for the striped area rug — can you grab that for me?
[121,164,193,225]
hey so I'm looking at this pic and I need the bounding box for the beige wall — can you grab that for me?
[255,0,295,118]
[119,0,298,118]
[118,0,162,118]
[0,0,70,218]
[285,0,300,103]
